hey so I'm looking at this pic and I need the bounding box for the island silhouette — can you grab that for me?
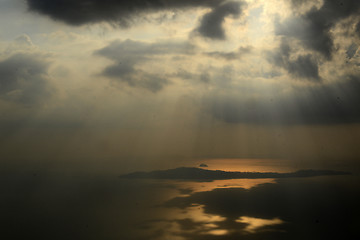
[119,167,351,180]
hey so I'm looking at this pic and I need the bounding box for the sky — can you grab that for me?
[1,0,360,173]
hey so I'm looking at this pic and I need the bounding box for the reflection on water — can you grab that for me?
[161,175,360,239]
[206,229,229,236]
[236,216,285,233]
[174,204,226,223]
[139,204,227,239]
[167,178,276,197]
[193,158,296,173]
[1,160,359,240]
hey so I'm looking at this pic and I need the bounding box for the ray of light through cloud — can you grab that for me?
[0,1,360,239]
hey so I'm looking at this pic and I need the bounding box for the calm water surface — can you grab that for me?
[1,160,359,239]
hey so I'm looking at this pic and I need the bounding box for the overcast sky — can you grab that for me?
[1,0,360,172]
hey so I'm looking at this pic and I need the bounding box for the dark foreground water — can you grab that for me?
[1,167,359,239]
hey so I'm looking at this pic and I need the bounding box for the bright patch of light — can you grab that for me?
[236,216,284,233]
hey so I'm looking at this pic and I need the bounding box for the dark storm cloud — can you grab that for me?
[287,55,319,80]
[26,0,218,25]
[95,39,193,92]
[277,0,360,59]
[0,53,52,104]
[267,38,320,81]
[196,1,245,40]
[26,0,244,39]
[205,75,360,124]
[206,46,252,60]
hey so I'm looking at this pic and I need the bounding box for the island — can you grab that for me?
[119,167,351,180]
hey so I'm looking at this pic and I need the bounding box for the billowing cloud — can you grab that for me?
[267,38,320,81]
[95,39,193,92]
[196,1,246,40]
[0,53,53,104]
[1,0,359,167]
[26,0,219,26]
[26,0,244,39]
[277,0,360,59]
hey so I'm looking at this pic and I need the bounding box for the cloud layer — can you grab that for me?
[277,0,360,59]
[95,39,194,92]
[0,53,53,104]
[267,38,320,81]
[26,0,245,40]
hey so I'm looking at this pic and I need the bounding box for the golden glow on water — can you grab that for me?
[182,204,226,223]
[236,216,284,233]
[172,178,276,197]
[169,158,289,198]
[143,159,289,238]
[147,204,228,238]
[194,159,296,173]
[203,223,218,228]
[206,229,229,236]
[181,204,229,236]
